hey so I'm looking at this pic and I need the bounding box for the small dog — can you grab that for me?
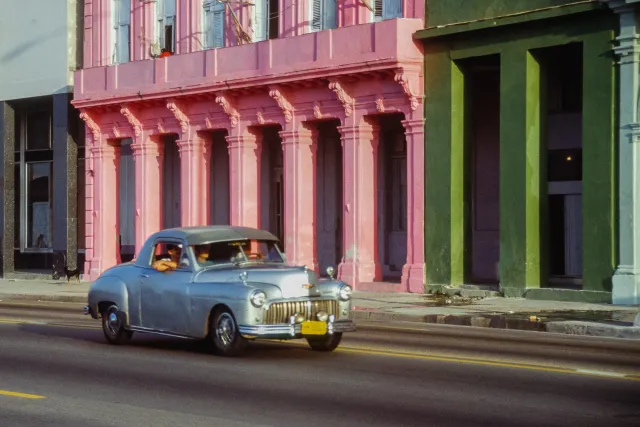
[64,266,80,284]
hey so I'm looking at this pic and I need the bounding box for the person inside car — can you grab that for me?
[152,243,183,272]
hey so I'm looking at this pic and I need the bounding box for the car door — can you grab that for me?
[139,240,193,335]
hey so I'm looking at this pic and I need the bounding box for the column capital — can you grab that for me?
[131,141,162,156]
[176,138,207,152]
[226,133,259,149]
[91,144,120,159]
[401,118,425,135]
[166,98,190,135]
[120,104,143,137]
[278,127,316,145]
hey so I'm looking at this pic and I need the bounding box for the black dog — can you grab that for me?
[64,266,80,284]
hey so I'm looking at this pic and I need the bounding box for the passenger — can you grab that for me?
[152,243,182,272]
[193,244,214,267]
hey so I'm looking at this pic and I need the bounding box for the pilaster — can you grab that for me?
[279,124,318,271]
[90,142,121,277]
[131,134,164,256]
[603,0,640,304]
[0,102,15,276]
[337,117,381,286]
[177,135,210,227]
[227,129,261,229]
[401,118,426,293]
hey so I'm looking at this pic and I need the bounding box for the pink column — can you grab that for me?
[83,140,95,280]
[131,135,164,256]
[177,135,211,226]
[337,118,381,286]
[227,129,261,228]
[401,118,426,293]
[90,142,121,278]
[279,125,318,272]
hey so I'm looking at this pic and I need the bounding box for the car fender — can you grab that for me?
[87,276,130,323]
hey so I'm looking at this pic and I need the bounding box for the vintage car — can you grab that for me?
[83,225,356,356]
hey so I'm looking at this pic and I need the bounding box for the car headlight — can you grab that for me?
[338,284,352,301]
[250,290,267,307]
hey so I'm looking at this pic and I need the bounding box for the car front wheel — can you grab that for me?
[210,309,247,357]
[101,305,133,345]
[306,333,343,352]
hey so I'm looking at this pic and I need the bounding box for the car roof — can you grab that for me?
[152,225,279,246]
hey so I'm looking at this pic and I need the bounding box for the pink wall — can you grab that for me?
[75,0,426,293]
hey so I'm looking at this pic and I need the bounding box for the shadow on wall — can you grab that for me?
[0,26,67,64]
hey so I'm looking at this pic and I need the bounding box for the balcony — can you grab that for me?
[73,19,423,107]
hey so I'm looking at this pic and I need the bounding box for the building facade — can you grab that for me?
[416,0,617,302]
[0,0,85,279]
[72,0,426,292]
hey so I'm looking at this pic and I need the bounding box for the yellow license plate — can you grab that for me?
[301,321,327,336]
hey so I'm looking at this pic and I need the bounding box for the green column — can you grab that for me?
[425,47,469,286]
[582,29,616,293]
[499,49,544,295]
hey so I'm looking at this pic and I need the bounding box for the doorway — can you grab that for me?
[210,130,230,225]
[316,120,343,275]
[162,135,181,229]
[119,138,135,262]
[259,126,284,249]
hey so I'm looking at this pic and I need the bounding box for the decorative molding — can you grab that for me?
[394,72,419,111]
[120,104,143,137]
[313,102,322,119]
[375,95,385,113]
[214,93,240,128]
[328,80,354,117]
[79,110,101,143]
[166,98,189,134]
[256,108,266,124]
[157,119,168,134]
[268,87,294,123]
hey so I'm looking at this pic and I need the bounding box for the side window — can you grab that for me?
[204,0,226,49]
[311,0,337,32]
[374,0,402,21]
[151,241,186,266]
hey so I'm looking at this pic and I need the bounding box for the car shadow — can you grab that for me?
[17,323,334,361]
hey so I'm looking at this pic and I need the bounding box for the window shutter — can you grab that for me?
[382,0,402,19]
[374,0,383,20]
[322,0,337,30]
[212,2,225,48]
[204,8,214,48]
[311,0,322,31]
[254,0,268,42]
[165,14,175,50]
[117,24,130,63]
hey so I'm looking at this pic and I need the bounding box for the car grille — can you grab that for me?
[264,300,341,324]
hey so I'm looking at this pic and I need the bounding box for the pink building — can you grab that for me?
[72,0,425,292]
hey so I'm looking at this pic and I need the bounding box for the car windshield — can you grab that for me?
[191,239,284,267]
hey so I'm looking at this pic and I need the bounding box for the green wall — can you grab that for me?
[423,9,616,298]
[426,0,590,27]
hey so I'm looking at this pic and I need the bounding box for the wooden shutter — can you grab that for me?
[115,0,131,63]
[322,0,337,30]
[212,1,225,48]
[374,0,383,20]
[311,0,322,31]
[382,0,402,19]
[254,0,268,42]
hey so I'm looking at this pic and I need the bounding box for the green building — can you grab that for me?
[416,0,617,302]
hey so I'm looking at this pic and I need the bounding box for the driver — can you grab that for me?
[152,243,183,272]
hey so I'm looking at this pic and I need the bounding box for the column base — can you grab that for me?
[612,266,640,305]
[401,263,425,293]
[338,261,381,288]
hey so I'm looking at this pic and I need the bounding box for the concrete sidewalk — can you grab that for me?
[1,278,639,339]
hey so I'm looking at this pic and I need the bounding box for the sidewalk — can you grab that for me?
[1,278,639,339]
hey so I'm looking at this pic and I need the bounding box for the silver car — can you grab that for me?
[83,225,356,356]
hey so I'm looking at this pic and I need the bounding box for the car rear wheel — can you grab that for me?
[210,309,247,357]
[306,333,342,352]
[101,305,133,345]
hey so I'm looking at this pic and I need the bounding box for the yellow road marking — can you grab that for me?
[2,317,639,381]
[0,389,45,399]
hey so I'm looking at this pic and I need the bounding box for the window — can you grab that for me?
[196,240,285,265]
[26,111,51,151]
[151,241,189,268]
[311,0,337,32]
[157,0,177,53]
[26,162,53,249]
[112,0,131,64]
[203,0,225,48]
[253,0,278,41]
[374,0,402,21]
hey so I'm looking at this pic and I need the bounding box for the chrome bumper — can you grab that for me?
[238,318,356,339]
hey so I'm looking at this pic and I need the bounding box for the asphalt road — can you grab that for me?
[1,303,639,427]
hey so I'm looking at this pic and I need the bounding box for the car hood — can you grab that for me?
[197,264,322,298]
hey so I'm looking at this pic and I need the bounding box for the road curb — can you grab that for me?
[0,294,87,304]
